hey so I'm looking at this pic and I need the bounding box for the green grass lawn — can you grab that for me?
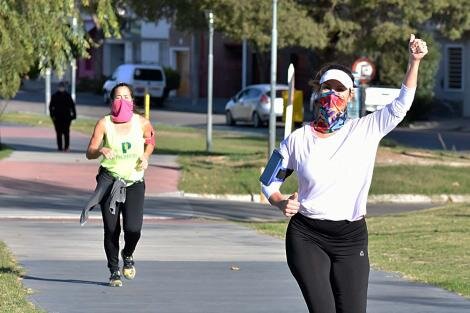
[0,241,43,313]
[371,165,470,195]
[367,204,470,297]
[0,144,12,159]
[246,204,470,298]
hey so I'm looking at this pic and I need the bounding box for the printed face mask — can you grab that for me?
[111,99,133,123]
[312,91,348,134]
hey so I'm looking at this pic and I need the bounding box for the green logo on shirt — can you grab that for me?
[121,142,132,154]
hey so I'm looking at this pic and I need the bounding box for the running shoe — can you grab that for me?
[121,250,136,280]
[109,270,122,287]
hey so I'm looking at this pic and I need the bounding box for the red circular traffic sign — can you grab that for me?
[352,57,376,84]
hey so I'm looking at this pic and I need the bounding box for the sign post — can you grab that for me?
[352,57,375,117]
[284,63,295,139]
[206,11,214,153]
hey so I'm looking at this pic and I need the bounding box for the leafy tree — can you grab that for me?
[129,0,327,51]
[127,0,328,81]
[0,0,120,99]
[298,0,470,98]
[126,0,470,97]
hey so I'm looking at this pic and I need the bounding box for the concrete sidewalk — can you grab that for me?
[1,219,469,313]
[0,123,469,313]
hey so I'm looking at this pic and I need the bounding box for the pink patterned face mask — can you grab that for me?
[111,99,133,123]
[312,91,348,134]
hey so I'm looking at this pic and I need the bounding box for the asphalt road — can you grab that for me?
[386,127,470,152]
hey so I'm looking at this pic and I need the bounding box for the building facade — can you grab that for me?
[434,35,470,117]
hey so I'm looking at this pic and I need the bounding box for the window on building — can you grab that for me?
[446,45,463,91]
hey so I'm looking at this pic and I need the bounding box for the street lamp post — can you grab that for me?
[45,67,51,115]
[71,60,77,102]
[71,6,77,102]
[206,11,214,153]
[242,38,247,89]
[268,0,278,156]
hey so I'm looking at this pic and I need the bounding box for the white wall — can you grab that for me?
[125,42,133,63]
[141,42,160,63]
[434,38,467,116]
[141,20,170,39]
[101,20,171,74]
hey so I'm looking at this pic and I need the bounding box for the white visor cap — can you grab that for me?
[319,69,354,90]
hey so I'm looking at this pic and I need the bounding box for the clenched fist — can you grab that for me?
[409,34,428,60]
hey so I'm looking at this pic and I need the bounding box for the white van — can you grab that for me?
[103,64,166,105]
[364,86,401,112]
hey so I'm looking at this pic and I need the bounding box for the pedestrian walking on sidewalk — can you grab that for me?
[49,82,76,151]
[82,82,156,287]
[261,34,428,313]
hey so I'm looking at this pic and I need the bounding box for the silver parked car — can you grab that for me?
[225,84,288,127]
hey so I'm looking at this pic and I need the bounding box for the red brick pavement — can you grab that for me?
[0,125,180,196]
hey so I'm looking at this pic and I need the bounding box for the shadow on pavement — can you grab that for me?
[4,143,60,153]
[4,142,87,154]
[23,275,108,287]
[0,176,89,197]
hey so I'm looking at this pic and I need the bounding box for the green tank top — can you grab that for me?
[101,114,145,184]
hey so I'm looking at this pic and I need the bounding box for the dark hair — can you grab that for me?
[110,82,134,100]
[310,64,356,92]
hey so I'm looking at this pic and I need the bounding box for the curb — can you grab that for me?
[367,194,470,203]
[171,192,470,204]
[0,215,179,223]
[181,192,267,203]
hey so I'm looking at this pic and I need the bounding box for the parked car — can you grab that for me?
[225,84,289,127]
[102,64,166,105]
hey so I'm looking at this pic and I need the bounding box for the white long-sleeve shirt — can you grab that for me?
[262,84,416,221]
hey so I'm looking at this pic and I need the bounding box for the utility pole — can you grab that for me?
[206,11,214,153]
[268,0,278,156]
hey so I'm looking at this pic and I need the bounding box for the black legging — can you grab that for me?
[286,213,369,313]
[52,119,71,150]
[100,181,145,273]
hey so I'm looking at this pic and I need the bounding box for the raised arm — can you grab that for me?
[403,34,428,89]
[361,34,428,137]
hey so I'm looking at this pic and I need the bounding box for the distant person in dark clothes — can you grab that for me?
[49,82,76,151]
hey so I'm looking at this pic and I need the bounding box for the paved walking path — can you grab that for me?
[0,122,469,313]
